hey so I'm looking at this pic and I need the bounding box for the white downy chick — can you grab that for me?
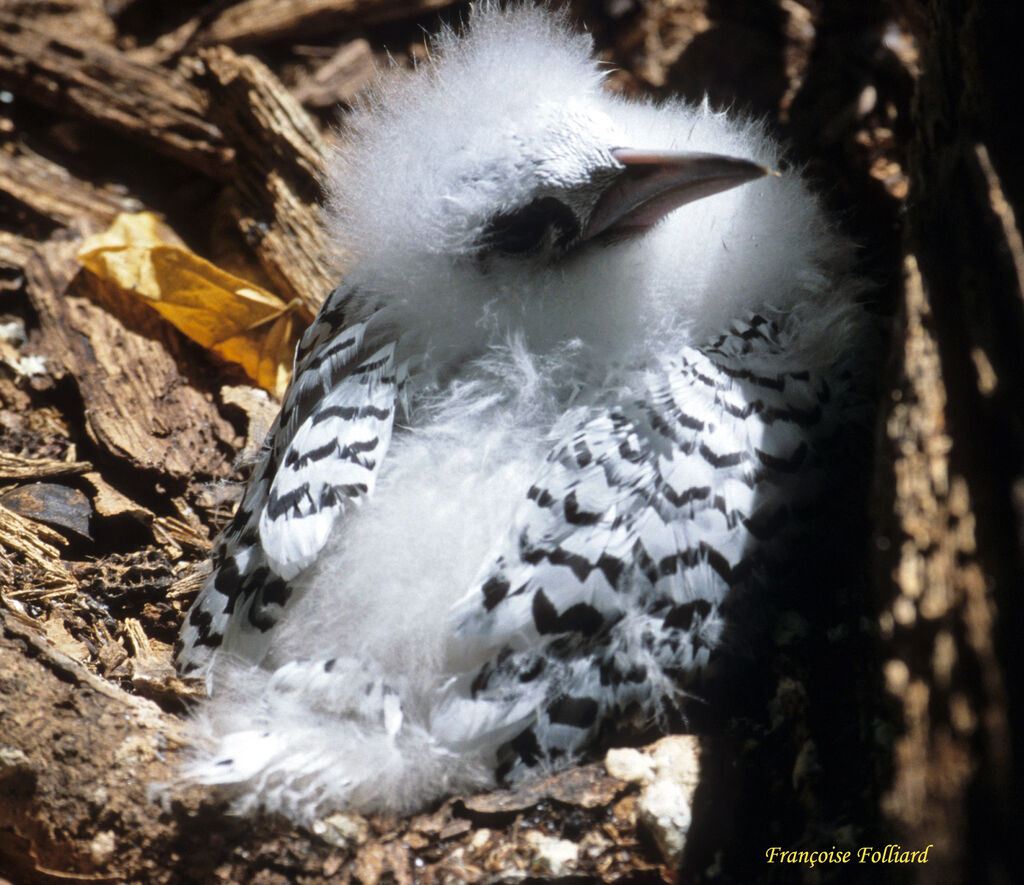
[176,2,870,823]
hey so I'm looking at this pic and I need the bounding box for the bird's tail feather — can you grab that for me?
[183,657,493,822]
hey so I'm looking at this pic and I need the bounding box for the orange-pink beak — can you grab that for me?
[584,148,772,240]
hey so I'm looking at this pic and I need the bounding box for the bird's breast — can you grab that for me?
[266,386,555,685]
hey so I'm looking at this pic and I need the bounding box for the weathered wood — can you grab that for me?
[0,147,142,229]
[0,481,93,540]
[0,502,76,597]
[292,38,376,108]
[0,606,190,881]
[25,237,236,480]
[876,255,990,872]
[873,1,1024,881]
[0,13,231,178]
[0,452,92,482]
[2,0,117,45]
[189,45,334,313]
[197,0,456,48]
[0,230,35,273]
[82,470,153,521]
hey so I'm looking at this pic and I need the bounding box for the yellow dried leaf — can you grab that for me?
[77,212,312,396]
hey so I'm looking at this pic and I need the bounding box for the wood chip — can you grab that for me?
[165,559,211,601]
[0,601,184,715]
[152,513,209,560]
[220,384,280,458]
[0,148,142,229]
[124,617,157,662]
[0,482,93,541]
[0,502,75,596]
[197,0,456,49]
[25,238,236,479]
[0,230,34,272]
[81,472,154,522]
[189,46,334,313]
[460,761,627,816]
[0,13,230,177]
[4,0,117,46]
[0,452,92,482]
[292,38,376,108]
[41,613,93,664]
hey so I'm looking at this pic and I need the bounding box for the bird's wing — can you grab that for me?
[435,314,833,776]
[176,285,399,675]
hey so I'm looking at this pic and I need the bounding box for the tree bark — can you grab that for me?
[873,1,1024,881]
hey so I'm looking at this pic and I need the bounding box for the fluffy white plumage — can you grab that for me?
[175,2,870,822]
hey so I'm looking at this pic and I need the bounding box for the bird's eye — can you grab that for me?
[481,197,580,254]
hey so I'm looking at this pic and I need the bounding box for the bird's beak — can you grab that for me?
[583,148,773,241]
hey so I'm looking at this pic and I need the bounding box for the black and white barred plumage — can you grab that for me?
[175,3,869,821]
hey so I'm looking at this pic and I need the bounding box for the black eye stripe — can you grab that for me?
[481,196,580,254]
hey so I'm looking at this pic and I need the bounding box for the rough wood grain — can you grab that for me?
[189,46,334,313]
[0,147,142,229]
[291,38,376,108]
[2,0,117,46]
[873,1,1024,881]
[24,237,236,480]
[876,254,990,873]
[0,231,34,273]
[0,452,92,481]
[197,0,456,48]
[0,605,191,882]
[0,13,231,178]
[0,502,76,597]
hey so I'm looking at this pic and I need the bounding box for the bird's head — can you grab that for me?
[326,3,856,366]
[329,5,766,269]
